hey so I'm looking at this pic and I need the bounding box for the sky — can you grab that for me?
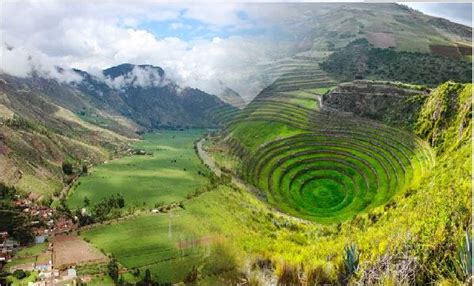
[404,2,472,27]
[0,1,472,100]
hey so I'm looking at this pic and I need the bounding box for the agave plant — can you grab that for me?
[344,244,360,277]
[456,230,472,282]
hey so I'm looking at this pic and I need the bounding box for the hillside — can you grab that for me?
[320,39,472,85]
[75,64,236,129]
[0,3,472,285]
[258,3,472,103]
[205,80,471,284]
[277,3,471,54]
[0,64,234,198]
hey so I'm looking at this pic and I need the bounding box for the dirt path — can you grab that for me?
[196,137,221,177]
[196,137,266,199]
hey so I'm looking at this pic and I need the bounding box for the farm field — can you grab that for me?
[53,234,108,269]
[82,186,248,283]
[67,130,208,209]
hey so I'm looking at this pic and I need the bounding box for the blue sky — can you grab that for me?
[404,2,472,27]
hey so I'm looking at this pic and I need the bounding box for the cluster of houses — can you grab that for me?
[1,230,79,286]
[1,194,81,285]
[0,231,18,265]
[15,193,76,239]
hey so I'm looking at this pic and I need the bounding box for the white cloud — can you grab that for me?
[0,1,291,100]
[0,44,82,83]
[104,66,168,89]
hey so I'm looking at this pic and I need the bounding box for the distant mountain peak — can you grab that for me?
[101,64,167,90]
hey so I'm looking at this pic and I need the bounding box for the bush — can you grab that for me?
[276,262,301,286]
[12,269,26,280]
[203,242,240,275]
[183,265,199,283]
[306,265,335,285]
[62,162,74,175]
[108,255,119,282]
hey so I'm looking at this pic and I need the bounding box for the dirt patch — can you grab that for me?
[429,44,461,59]
[53,234,108,270]
[366,32,396,48]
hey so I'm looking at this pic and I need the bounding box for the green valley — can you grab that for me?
[67,130,208,209]
[0,2,472,286]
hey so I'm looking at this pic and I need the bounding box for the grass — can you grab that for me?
[15,243,48,258]
[73,129,219,283]
[226,81,433,223]
[230,120,303,153]
[82,189,235,283]
[67,130,208,209]
[6,271,38,286]
[4,256,37,271]
[69,82,471,284]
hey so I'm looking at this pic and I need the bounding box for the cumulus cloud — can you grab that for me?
[0,44,82,83]
[0,1,296,100]
[104,66,168,89]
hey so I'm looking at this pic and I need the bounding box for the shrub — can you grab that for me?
[203,242,240,275]
[108,255,119,282]
[183,265,199,283]
[62,162,74,175]
[12,269,26,280]
[276,262,301,286]
[306,265,334,285]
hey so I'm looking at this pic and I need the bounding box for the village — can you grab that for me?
[1,193,109,286]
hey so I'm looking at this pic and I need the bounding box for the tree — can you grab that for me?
[57,197,72,217]
[62,162,73,175]
[108,255,119,282]
[117,194,125,208]
[12,269,26,280]
[144,269,152,283]
[83,196,90,207]
[82,164,88,174]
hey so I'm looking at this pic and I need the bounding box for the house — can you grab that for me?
[66,268,77,279]
[35,260,52,272]
[0,248,12,262]
[0,232,8,241]
[1,238,19,249]
[35,235,47,244]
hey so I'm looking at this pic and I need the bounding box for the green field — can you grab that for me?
[68,130,208,209]
[81,190,249,283]
[222,82,434,223]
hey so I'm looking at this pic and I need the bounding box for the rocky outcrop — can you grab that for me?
[322,80,429,129]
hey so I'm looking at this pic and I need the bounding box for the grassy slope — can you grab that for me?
[320,39,472,86]
[81,83,470,284]
[68,130,208,209]
[78,130,238,283]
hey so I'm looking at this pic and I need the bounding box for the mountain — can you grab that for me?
[0,63,234,197]
[75,64,236,129]
[258,3,472,96]
[216,82,246,109]
[319,38,472,85]
[276,3,471,54]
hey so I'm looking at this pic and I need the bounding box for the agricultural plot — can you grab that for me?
[224,79,434,223]
[53,234,108,269]
[82,211,213,283]
[67,130,208,209]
